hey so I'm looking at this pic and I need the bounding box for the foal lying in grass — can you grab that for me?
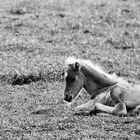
[64,57,140,115]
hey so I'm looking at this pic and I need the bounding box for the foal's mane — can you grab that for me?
[66,57,125,83]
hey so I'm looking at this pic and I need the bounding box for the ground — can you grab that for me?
[0,0,140,139]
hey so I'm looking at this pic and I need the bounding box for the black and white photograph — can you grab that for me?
[0,0,140,139]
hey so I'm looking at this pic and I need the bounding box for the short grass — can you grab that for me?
[0,0,140,139]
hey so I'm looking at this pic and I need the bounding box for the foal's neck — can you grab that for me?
[82,65,116,96]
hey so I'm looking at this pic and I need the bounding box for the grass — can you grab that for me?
[0,0,140,139]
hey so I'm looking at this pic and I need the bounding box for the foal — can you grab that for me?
[64,57,140,115]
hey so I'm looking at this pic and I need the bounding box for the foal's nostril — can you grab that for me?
[65,94,68,99]
[64,94,72,102]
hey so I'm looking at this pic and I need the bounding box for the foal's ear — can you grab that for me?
[74,62,80,70]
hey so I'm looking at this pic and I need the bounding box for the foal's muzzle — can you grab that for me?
[64,94,72,102]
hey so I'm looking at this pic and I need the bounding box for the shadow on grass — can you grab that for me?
[0,70,64,86]
[12,73,42,85]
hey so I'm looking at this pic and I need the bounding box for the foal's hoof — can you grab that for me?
[75,106,85,112]
[74,107,90,115]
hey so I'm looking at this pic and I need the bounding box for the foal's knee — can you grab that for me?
[113,103,127,115]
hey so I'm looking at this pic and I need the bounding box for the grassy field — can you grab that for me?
[0,0,140,139]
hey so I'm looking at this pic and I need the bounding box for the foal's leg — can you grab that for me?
[75,99,96,112]
[95,86,127,115]
[75,92,107,113]
[95,103,127,115]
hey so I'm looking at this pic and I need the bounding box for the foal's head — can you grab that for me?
[64,59,85,102]
[63,57,121,102]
